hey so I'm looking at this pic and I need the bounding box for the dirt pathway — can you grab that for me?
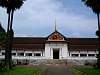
[42,65,74,75]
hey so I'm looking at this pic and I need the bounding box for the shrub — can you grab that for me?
[0,59,6,71]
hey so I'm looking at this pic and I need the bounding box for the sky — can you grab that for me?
[0,0,98,38]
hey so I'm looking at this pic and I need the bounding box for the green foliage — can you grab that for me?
[0,32,6,41]
[0,32,5,40]
[82,0,100,69]
[78,67,100,75]
[82,0,100,14]
[0,60,6,71]
[72,66,100,75]
[0,66,41,75]
[0,0,26,70]
[0,0,25,13]
[0,23,6,42]
[96,50,100,68]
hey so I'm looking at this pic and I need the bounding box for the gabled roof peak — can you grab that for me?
[47,30,66,41]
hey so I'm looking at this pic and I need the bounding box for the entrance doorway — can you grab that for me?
[53,49,59,59]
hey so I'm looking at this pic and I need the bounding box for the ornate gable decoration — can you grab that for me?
[48,31,65,41]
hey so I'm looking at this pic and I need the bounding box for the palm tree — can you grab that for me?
[0,0,25,69]
[82,0,100,68]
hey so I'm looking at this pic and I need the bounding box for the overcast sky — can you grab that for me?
[0,0,98,38]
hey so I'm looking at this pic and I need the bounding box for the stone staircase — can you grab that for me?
[45,59,67,65]
[29,59,68,65]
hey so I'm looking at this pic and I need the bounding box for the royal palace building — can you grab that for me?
[0,30,99,64]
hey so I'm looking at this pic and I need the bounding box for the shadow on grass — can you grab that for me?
[70,65,100,75]
[0,66,42,75]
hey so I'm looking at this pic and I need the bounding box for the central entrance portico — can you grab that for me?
[53,48,59,59]
[45,30,69,59]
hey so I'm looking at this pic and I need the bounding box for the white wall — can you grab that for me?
[45,44,52,59]
[69,51,97,60]
[0,49,98,60]
[45,43,68,59]
[0,50,45,60]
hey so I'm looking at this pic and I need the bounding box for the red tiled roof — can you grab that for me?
[11,37,46,50]
[67,38,99,51]
[12,44,45,50]
[13,37,46,44]
[0,37,99,51]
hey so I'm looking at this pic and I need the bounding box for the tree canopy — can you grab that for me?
[82,0,100,14]
[0,23,6,42]
[0,0,25,13]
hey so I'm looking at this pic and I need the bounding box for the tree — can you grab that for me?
[0,0,25,69]
[82,0,100,68]
[0,22,6,43]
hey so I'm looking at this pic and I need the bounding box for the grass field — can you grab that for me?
[72,66,100,75]
[0,66,42,75]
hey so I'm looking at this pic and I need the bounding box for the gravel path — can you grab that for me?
[43,65,74,75]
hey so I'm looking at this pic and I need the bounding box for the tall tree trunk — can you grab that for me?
[5,11,11,69]
[96,13,100,68]
[8,29,13,69]
[97,13,100,30]
[9,10,14,69]
[10,10,14,30]
[5,9,14,69]
[7,9,11,32]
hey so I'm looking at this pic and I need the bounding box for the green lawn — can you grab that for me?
[72,66,100,75]
[0,66,42,75]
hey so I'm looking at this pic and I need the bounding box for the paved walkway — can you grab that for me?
[43,65,74,75]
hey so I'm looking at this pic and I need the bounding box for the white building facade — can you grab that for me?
[0,30,99,64]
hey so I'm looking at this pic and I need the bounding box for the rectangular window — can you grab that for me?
[2,52,5,55]
[80,54,87,57]
[25,53,32,56]
[34,53,41,56]
[12,53,16,56]
[71,54,79,57]
[0,50,1,55]
[17,53,24,56]
[88,54,95,57]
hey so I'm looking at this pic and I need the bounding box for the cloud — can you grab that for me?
[0,0,97,37]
